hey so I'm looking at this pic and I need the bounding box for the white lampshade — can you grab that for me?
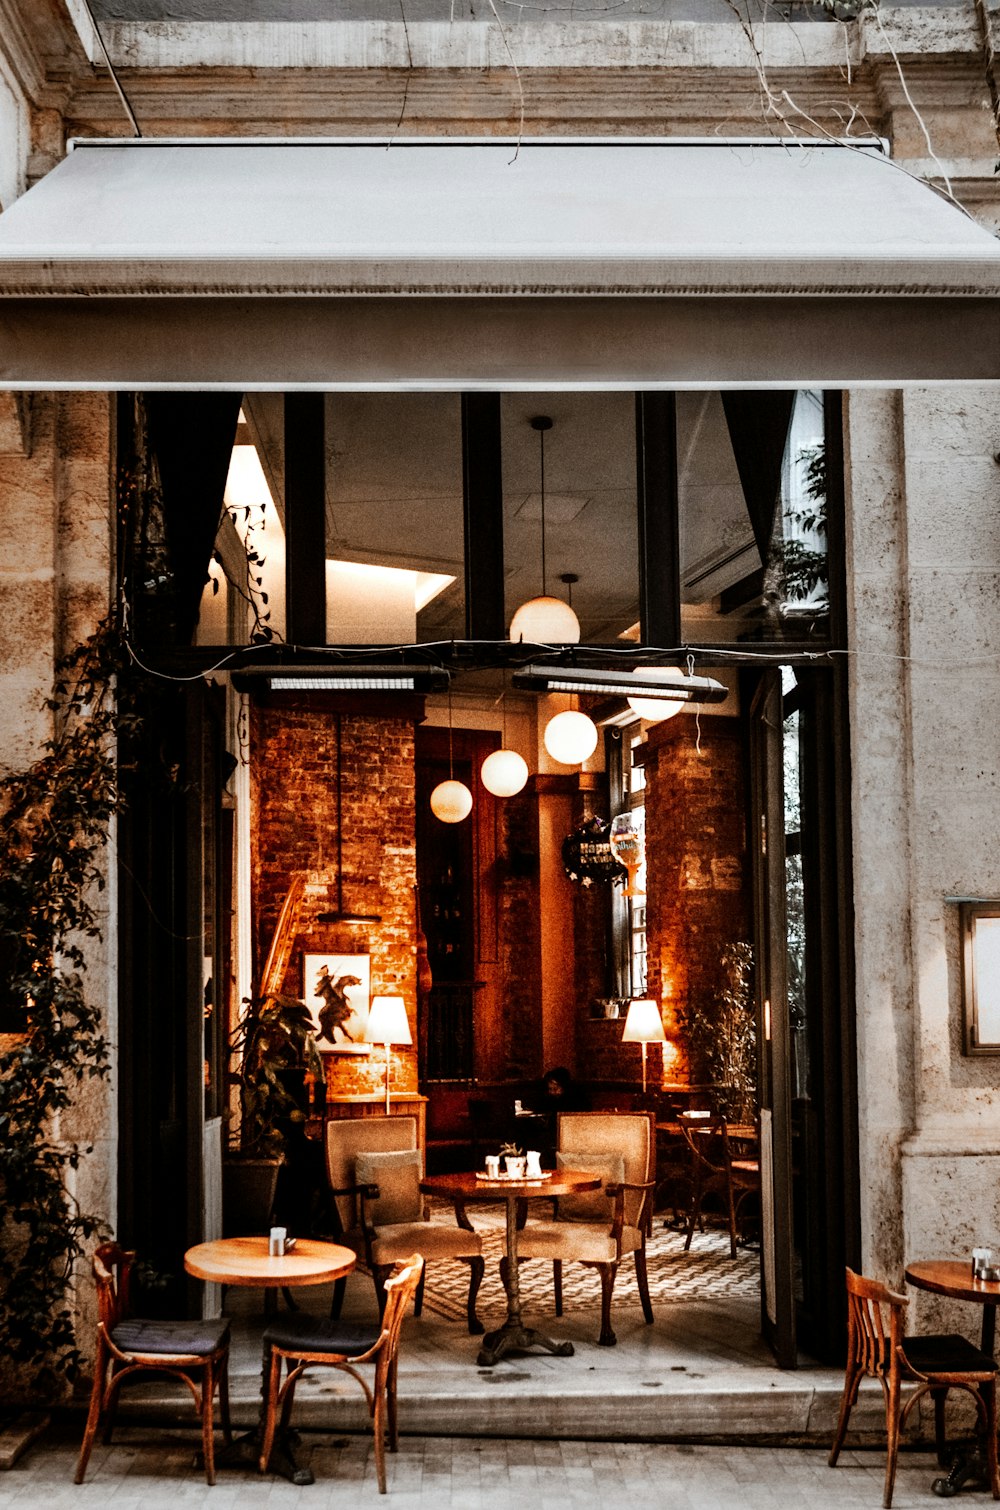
[622,998,666,1044]
[627,666,689,723]
[509,595,581,645]
[543,709,598,766]
[481,747,529,798]
[366,995,413,1047]
[430,778,473,823]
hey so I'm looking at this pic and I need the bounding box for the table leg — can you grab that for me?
[929,1302,998,1499]
[210,1336,314,1486]
[476,1196,576,1367]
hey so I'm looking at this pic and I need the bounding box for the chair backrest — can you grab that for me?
[92,1242,135,1332]
[325,1115,420,1233]
[379,1252,425,1364]
[557,1111,654,1230]
[844,1267,907,1379]
[678,1111,731,1173]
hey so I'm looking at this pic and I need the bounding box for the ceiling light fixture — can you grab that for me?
[513,665,728,706]
[626,665,694,722]
[430,685,473,823]
[543,708,599,766]
[480,677,529,798]
[232,663,449,693]
[509,416,581,645]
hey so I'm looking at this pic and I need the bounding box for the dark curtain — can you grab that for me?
[721,392,796,563]
[145,393,243,646]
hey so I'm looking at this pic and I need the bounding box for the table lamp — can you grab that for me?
[366,995,412,1112]
[622,997,666,1094]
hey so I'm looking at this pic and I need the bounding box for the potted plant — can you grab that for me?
[675,943,756,1123]
[223,993,323,1235]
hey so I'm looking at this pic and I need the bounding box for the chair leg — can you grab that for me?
[883,1374,902,1509]
[414,1264,426,1318]
[553,1261,563,1318]
[330,1274,347,1319]
[596,1263,619,1347]
[634,1247,654,1325]
[373,1265,393,1319]
[982,1377,1000,1500]
[828,1363,862,1467]
[684,1174,704,1253]
[725,1174,739,1258]
[201,1359,217,1486]
[74,1333,108,1484]
[372,1380,388,1494]
[387,1354,400,1452]
[258,1348,283,1474]
[466,1256,485,1336]
[101,1367,126,1445]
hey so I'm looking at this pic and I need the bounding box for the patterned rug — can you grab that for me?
[418,1200,759,1323]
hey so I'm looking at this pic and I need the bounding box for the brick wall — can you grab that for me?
[250,692,419,1098]
[644,715,752,1085]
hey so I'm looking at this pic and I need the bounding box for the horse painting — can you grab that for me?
[312,965,364,1047]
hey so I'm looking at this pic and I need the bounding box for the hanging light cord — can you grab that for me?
[448,684,455,779]
[539,424,547,598]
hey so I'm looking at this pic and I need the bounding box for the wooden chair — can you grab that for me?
[516,1110,656,1346]
[259,1252,424,1493]
[325,1115,484,1333]
[829,1267,1000,1508]
[74,1242,232,1486]
[678,1111,760,1258]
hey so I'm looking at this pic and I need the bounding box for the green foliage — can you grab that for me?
[675,943,756,1122]
[0,621,131,1394]
[228,994,323,1157]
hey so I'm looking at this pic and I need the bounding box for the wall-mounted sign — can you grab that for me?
[562,817,627,888]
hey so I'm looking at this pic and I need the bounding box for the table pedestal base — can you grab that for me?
[209,1426,314,1487]
[477,1320,575,1367]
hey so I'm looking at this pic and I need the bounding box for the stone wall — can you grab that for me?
[250,692,419,1099]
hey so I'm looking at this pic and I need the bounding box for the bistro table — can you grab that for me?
[905,1259,1000,1499]
[421,1168,600,1367]
[185,1236,356,1485]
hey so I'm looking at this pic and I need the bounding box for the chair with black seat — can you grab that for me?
[325,1115,484,1333]
[678,1111,760,1257]
[74,1242,232,1486]
[259,1253,424,1493]
[829,1267,1000,1508]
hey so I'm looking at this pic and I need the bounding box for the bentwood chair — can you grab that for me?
[829,1268,1000,1508]
[678,1111,760,1257]
[259,1253,424,1493]
[74,1242,232,1486]
[516,1110,656,1346]
[325,1115,484,1333]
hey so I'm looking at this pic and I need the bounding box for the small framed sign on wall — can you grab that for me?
[302,953,371,1053]
[960,902,1000,1055]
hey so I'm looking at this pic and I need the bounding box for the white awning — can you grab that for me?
[0,136,998,388]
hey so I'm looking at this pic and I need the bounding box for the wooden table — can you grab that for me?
[421,1168,600,1367]
[185,1236,355,1485]
[905,1259,1000,1498]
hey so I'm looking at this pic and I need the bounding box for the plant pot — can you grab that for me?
[222,1155,282,1237]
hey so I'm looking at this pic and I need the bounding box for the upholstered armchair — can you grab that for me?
[324,1115,485,1334]
[516,1110,656,1346]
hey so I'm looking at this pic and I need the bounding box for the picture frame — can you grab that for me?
[301,952,371,1053]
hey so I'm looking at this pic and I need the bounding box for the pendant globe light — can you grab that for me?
[430,688,473,823]
[627,665,691,722]
[480,681,529,798]
[544,708,598,766]
[509,416,581,645]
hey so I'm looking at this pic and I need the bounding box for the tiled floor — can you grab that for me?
[2,1422,989,1510]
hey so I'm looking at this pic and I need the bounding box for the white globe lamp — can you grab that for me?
[627,666,690,723]
[430,779,473,824]
[509,595,581,645]
[481,748,529,798]
[543,709,598,766]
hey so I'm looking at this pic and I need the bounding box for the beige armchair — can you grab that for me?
[324,1115,485,1334]
[517,1110,655,1346]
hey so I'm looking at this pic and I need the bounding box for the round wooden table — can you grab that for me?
[185,1235,356,1289]
[421,1168,600,1367]
[185,1237,356,1485]
[905,1259,1000,1499]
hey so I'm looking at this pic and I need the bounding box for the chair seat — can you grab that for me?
[371,1221,482,1262]
[263,1314,382,1356]
[110,1317,230,1358]
[902,1333,1000,1379]
[518,1220,643,1265]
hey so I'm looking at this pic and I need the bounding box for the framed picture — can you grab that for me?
[302,953,371,1053]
